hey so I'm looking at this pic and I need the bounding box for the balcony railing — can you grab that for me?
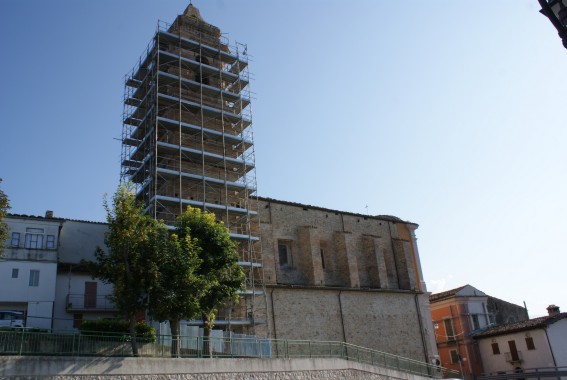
[66,294,116,312]
[445,336,457,344]
[504,350,523,363]
[2,248,57,262]
[479,366,567,380]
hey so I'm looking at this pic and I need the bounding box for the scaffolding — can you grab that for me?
[120,5,267,337]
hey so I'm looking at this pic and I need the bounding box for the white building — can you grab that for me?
[53,219,115,331]
[1,213,62,329]
[2,213,117,331]
[475,305,567,374]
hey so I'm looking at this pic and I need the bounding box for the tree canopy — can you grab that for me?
[87,184,245,357]
[85,183,166,355]
[146,226,204,356]
[175,207,245,356]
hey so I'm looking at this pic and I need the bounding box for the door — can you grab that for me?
[84,282,97,309]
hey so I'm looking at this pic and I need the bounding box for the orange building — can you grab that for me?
[429,285,528,380]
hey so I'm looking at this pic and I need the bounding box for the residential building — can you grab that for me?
[53,219,114,331]
[0,213,63,329]
[429,285,528,379]
[474,305,567,374]
[120,3,264,335]
[1,214,117,331]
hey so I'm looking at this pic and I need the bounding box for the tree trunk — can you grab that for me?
[170,319,180,358]
[202,313,213,358]
[129,317,139,356]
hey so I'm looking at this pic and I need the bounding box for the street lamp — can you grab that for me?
[538,0,567,49]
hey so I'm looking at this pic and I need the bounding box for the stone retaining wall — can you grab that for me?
[0,357,433,380]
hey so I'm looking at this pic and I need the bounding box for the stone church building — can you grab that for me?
[257,197,437,362]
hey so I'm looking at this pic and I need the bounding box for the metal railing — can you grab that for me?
[0,329,459,379]
[504,350,523,363]
[478,366,567,380]
[65,294,116,311]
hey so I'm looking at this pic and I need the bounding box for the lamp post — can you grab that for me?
[538,0,567,49]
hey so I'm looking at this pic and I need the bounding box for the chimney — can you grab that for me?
[547,304,560,316]
[45,210,54,218]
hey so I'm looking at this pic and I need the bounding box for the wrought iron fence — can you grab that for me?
[0,329,459,379]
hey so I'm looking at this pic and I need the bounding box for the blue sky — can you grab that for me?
[1,1,565,318]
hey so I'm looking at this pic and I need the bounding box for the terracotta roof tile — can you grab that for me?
[473,312,567,339]
[429,285,468,302]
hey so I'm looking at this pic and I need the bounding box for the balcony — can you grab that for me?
[66,294,116,312]
[2,247,57,262]
[504,350,523,363]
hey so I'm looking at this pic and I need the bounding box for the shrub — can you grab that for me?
[79,319,155,342]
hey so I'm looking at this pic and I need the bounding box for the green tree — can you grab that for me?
[147,228,204,357]
[84,183,166,356]
[175,206,245,357]
[0,179,10,254]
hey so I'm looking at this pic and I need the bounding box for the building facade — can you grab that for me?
[1,214,124,331]
[259,197,437,362]
[1,213,62,329]
[429,285,528,379]
[120,4,263,335]
[474,306,567,374]
[2,195,439,362]
[53,219,115,331]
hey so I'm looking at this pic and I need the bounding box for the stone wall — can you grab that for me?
[258,198,421,291]
[487,296,528,324]
[267,287,427,360]
[0,356,433,380]
[257,198,435,362]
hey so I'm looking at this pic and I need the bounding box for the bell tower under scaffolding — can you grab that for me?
[120,4,267,336]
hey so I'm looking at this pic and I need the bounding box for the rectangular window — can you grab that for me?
[278,240,291,266]
[320,248,326,269]
[492,342,500,355]
[46,235,55,249]
[450,350,460,364]
[444,319,455,341]
[508,340,519,361]
[29,270,40,287]
[24,228,44,249]
[12,268,19,279]
[525,337,535,350]
[10,232,20,247]
[471,314,480,330]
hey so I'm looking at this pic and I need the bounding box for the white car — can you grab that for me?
[0,311,25,328]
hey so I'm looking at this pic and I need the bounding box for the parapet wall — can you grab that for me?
[0,356,433,380]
